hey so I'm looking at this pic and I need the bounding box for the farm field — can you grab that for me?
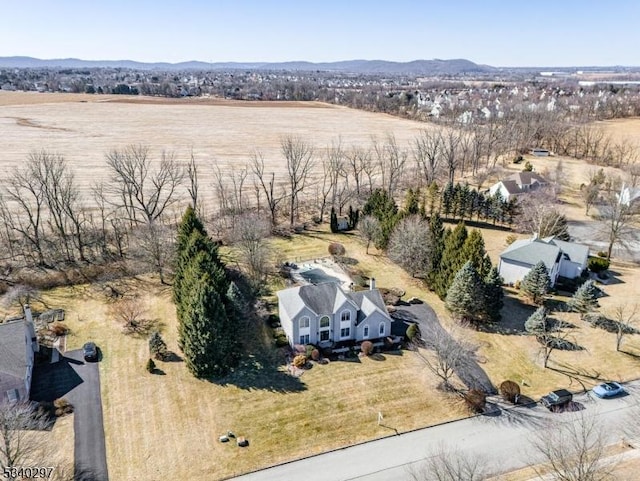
[0,91,430,205]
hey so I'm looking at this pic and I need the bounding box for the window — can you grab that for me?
[340,311,351,322]
[363,325,369,339]
[299,334,310,345]
[379,322,385,336]
[299,317,310,329]
[340,327,350,338]
[320,330,330,342]
[320,316,330,328]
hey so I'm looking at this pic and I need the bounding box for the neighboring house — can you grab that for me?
[489,172,548,201]
[0,305,39,404]
[498,236,589,287]
[277,281,393,348]
[336,217,349,231]
[618,184,640,207]
[530,148,551,156]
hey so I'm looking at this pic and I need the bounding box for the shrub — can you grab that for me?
[146,358,156,373]
[523,161,533,172]
[148,331,170,361]
[505,234,517,246]
[597,251,608,258]
[464,389,486,413]
[406,323,420,342]
[50,322,69,336]
[360,340,373,356]
[311,349,320,361]
[53,398,74,417]
[328,242,346,257]
[275,334,289,347]
[499,380,521,404]
[305,344,315,359]
[513,155,524,164]
[292,354,307,369]
[588,256,610,273]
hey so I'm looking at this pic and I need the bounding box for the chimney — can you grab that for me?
[23,304,33,324]
[369,278,376,291]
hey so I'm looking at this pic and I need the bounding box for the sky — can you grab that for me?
[1,0,639,67]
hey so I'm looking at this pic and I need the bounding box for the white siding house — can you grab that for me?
[277,283,392,348]
[489,172,548,201]
[498,236,589,287]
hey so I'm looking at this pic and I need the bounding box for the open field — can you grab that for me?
[0,91,431,206]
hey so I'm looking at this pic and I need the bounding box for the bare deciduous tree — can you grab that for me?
[530,411,614,481]
[597,176,639,260]
[133,222,175,285]
[281,136,314,227]
[610,303,638,352]
[110,296,151,334]
[231,213,272,287]
[408,443,490,481]
[105,145,184,225]
[413,324,476,392]
[413,128,443,186]
[374,134,407,197]
[387,215,432,277]
[358,215,381,255]
[251,152,285,227]
[186,149,200,212]
[0,403,52,474]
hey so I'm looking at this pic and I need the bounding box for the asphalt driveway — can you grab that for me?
[31,349,108,481]
[391,302,495,393]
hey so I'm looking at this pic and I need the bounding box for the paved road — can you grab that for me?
[233,381,639,481]
[391,303,496,393]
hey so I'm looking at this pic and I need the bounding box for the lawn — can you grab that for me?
[29,274,465,481]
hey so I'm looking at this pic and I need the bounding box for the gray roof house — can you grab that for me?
[489,172,548,201]
[0,306,39,404]
[498,236,589,287]
[277,282,393,348]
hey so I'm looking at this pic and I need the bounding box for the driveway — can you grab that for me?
[31,349,109,481]
[391,303,495,393]
[232,382,639,481]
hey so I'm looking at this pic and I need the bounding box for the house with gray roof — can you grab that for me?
[498,235,589,287]
[277,282,393,348]
[489,172,548,201]
[0,306,39,404]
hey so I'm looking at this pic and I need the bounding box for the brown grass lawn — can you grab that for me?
[25,274,465,481]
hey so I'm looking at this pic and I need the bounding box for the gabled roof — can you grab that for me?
[542,236,589,263]
[277,284,390,324]
[0,321,30,397]
[506,171,547,187]
[500,180,523,195]
[500,238,560,271]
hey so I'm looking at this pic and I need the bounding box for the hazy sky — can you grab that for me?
[1,0,638,67]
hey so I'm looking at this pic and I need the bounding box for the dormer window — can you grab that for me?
[340,311,350,322]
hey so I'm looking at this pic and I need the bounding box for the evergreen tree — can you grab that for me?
[441,182,455,217]
[461,229,492,278]
[445,261,485,323]
[403,188,420,215]
[330,206,338,233]
[427,182,440,216]
[426,213,445,288]
[520,261,551,305]
[567,279,601,314]
[181,273,238,378]
[347,205,359,229]
[362,188,398,249]
[176,206,206,254]
[149,331,169,360]
[434,222,468,299]
[483,267,504,323]
[524,306,549,334]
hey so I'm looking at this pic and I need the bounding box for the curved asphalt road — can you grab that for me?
[232,381,640,481]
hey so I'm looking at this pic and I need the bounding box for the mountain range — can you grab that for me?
[0,56,497,74]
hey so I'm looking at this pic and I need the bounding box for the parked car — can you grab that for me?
[592,382,625,398]
[83,341,98,361]
[540,389,573,410]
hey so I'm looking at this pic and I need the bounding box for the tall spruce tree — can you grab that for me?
[445,261,485,323]
[461,229,492,278]
[426,213,445,288]
[520,261,551,305]
[567,279,601,314]
[434,222,468,299]
[180,273,238,378]
[483,267,504,323]
[330,207,338,233]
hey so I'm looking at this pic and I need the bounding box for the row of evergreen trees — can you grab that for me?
[174,207,239,378]
[409,182,519,226]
